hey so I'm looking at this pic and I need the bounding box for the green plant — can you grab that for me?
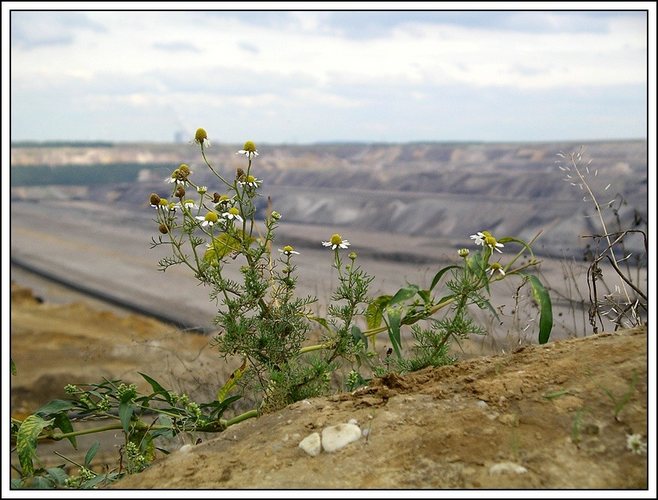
[150,129,552,402]
[10,374,253,488]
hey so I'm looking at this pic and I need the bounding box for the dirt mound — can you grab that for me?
[115,327,647,490]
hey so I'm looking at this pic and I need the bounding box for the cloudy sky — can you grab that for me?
[6,5,650,144]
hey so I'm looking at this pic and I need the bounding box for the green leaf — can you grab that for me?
[389,284,419,307]
[118,402,133,433]
[526,274,553,344]
[84,441,101,467]
[217,360,247,403]
[16,415,53,476]
[417,289,431,305]
[308,315,331,332]
[385,308,403,359]
[11,357,17,376]
[81,473,112,489]
[25,476,52,489]
[53,413,77,449]
[351,325,368,350]
[365,295,391,330]
[204,233,244,263]
[201,395,242,420]
[139,372,172,403]
[35,399,78,417]
[477,297,500,322]
[430,265,460,291]
[45,466,69,486]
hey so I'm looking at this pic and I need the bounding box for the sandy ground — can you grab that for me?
[9,282,650,491]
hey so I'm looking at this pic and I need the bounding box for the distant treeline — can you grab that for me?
[11,163,171,186]
[12,141,115,148]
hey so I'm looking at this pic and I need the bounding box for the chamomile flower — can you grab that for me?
[222,207,244,223]
[149,193,162,208]
[195,211,219,227]
[239,175,262,189]
[278,245,300,256]
[179,199,198,211]
[194,128,210,148]
[211,193,232,209]
[487,262,505,277]
[322,234,350,250]
[471,230,504,253]
[237,140,258,158]
[166,164,192,185]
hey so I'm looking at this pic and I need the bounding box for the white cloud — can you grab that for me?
[8,9,649,142]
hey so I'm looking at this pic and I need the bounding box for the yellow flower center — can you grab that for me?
[205,211,219,222]
[330,234,343,246]
[242,140,256,152]
[228,207,240,216]
[484,235,498,248]
[283,245,294,253]
[195,128,208,143]
[246,175,256,183]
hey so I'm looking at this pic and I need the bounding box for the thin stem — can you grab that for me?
[53,451,94,473]
[224,409,259,427]
[571,153,631,305]
[201,147,232,189]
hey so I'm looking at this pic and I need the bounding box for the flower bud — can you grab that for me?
[159,223,170,234]
[149,193,161,206]
[178,164,191,177]
[242,140,257,153]
[458,248,470,258]
[195,128,208,145]
[270,211,281,220]
[175,185,186,199]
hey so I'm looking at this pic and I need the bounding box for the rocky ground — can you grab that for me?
[9,281,650,491]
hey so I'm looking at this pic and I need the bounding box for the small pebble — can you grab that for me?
[298,432,322,457]
[489,462,528,475]
[322,423,362,453]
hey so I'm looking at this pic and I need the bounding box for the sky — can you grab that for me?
[4,3,653,144]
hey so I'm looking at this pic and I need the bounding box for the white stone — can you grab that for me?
[298,432,322,457]
[489,462,528,475]
[321,423,362,453]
